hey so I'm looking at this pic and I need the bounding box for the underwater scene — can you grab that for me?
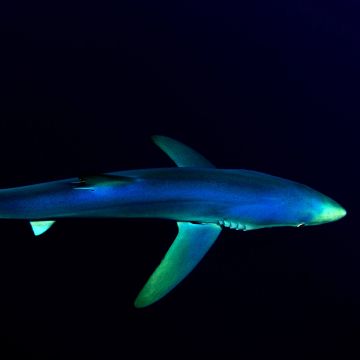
[0,1,357,359]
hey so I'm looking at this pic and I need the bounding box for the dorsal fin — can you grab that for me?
[72,174,134,190]
[152,135,215,168]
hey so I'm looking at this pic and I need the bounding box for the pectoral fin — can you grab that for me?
[134,222,222,308]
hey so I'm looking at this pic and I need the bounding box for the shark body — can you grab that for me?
[0,136,346,307]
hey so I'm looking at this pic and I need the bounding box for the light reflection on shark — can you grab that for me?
[0,136,346,307]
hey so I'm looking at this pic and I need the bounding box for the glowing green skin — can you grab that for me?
[134,222,221,308]
[0,136,346,307]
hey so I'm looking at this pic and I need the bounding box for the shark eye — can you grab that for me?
[297,223,305,228]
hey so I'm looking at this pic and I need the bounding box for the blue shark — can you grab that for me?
[0,136,346,307]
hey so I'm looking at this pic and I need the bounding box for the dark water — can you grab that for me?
[0,1,358,358]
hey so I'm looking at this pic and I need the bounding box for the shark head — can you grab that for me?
[270,182,347,229]
[224,173,347,231]
[299,190,347,227]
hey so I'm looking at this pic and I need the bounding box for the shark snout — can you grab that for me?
[330,202,347,221]
[317,197,347,224]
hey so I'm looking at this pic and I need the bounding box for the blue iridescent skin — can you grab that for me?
[0,167,345,228]
[0,136,346,307]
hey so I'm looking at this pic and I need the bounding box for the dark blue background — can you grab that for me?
[0,1,357,358]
